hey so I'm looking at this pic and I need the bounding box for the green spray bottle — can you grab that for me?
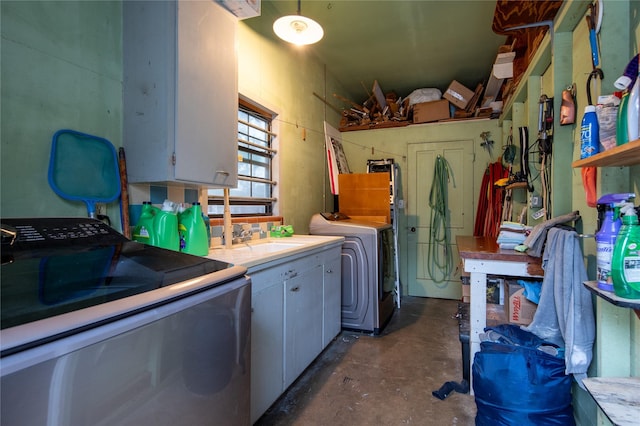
[611,203,640,299]
[178,202,209,256]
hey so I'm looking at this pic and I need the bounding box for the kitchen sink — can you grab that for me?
[230,241,305,254]
[207,236,343,268]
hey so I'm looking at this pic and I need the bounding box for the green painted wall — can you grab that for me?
[237,0,346,233]
[1,1,123,222]
[0,1,346,234]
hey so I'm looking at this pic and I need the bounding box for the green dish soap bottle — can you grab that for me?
[154,200,180,251]
[133,202,158,246]
[611,204,640,299]
[178,202,209,256]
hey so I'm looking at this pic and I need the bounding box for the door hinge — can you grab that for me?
[171,152,176,166]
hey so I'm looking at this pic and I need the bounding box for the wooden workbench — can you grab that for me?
[456,235,544,393]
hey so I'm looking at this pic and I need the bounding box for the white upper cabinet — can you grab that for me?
[123,0,238,187]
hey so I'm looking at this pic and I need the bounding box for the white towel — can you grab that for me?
[523,227,595,388]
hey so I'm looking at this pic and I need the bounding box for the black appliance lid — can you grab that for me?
[1,218,233,331]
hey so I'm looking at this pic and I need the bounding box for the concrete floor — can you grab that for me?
[255,296,476,425]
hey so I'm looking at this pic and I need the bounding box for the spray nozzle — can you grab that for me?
[162,199,176,212]
[597,193,636,209]
[620,203,638,217]
[614,54,639,91]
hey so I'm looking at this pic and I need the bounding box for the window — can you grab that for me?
[207,99,277,216]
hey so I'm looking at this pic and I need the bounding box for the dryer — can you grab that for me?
[309,213,395,334]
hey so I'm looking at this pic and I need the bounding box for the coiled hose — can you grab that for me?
[427,155,453,284]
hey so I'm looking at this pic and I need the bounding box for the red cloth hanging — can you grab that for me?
[474,162,509,237]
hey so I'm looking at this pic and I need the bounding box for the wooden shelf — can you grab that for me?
[499,34,551,123]
[572,139,640,168]
[505,181,529,190]
[583,377,640,426]
[499,0,588,123]
[583,281,640,320]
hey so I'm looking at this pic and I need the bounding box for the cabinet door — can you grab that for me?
[250,273,284,424]
[323,251,342,347]
[284,265,323,388]
[123,1,237,186]
[175,1,237,186]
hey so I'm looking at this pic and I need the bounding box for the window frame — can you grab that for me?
[207,98,277,218]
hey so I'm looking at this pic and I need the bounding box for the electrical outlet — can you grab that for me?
[96,203,106,215]
[530,195,542,209]
[532,209,546,220]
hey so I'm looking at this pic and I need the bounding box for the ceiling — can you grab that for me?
[244,0,509,104]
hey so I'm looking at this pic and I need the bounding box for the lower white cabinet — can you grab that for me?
[323,254,342,347]
[250,267,284,424]
[284,264,323,388]
[250,245,342,424]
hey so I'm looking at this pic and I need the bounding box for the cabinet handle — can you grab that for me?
[285,270,298,279]
[290,286,300,292]
[326,269,333,273]
[216,170,230,176]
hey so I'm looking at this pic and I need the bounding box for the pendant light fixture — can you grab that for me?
[273,0,324,46]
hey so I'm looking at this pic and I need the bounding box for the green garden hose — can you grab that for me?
[427,155,454,284]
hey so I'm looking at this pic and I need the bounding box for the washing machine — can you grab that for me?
[309,213,395,334]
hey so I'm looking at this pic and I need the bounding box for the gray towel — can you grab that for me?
[521,211,580,257]
[523,227,595,388]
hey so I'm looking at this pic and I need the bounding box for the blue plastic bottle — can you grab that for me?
[580,105,599,159]
[596,207,622,291]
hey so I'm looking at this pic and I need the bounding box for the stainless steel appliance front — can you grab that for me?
[1,218,251,425]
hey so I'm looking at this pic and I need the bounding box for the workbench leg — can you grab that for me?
[469,271,487,395]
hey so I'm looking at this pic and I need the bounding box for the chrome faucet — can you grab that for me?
[232,227,253,244]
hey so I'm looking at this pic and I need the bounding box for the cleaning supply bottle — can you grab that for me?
[595,194,635,291]
[202,212,211,248]
[616,91,630,146]
[178,202,209,256]
[611,204,640,299]
[580,105,599,159]
[154,200,180,251]
[133,202,158,246]
[627,73,640,141]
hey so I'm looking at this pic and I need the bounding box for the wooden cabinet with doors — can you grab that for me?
[123,0,238,187]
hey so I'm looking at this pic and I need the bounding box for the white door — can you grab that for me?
[407,141,475,299]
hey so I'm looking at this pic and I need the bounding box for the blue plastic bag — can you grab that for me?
[473,324,575,426]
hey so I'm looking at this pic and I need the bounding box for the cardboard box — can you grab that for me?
[486,278,504,305]
[462,282,470,303]
[444,80,475,110]
[413,99,450,123]
[506,282,537,325]
[459,277,503,305]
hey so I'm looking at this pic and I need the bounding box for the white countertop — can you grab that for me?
[582,377,640,426]
[207,235,344,269]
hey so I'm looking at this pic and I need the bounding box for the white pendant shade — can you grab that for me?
[273,14,323,46]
